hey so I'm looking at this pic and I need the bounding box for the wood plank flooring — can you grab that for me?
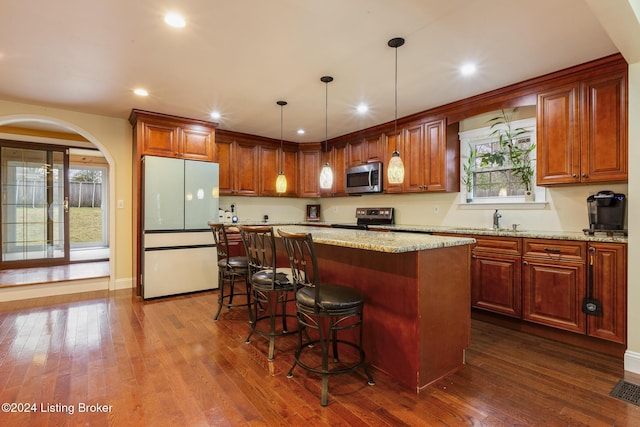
[0,289,639,426]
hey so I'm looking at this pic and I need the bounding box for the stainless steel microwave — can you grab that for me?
[346,162,383,194]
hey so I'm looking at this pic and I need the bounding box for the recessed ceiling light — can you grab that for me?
[134,88,149,97]
[297,129,305,135]
[460,63,477,76]
[210,111,221,120]
[164,12,186,28]
[357,104,369,114]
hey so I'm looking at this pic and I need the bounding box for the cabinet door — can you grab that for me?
[235,142,259,196]
[281,145,299,197]
[142,122,180,158]
[581,71,627,183]
[522,259,586,333]
[472,253,521,318]
[536,84,580,185]
[181,127,214,161]
[423,119,446,192]
[587,243,626,344]
[320,143,347,197]
[215,137,234,195]
[404,123,426,193]
[258,144,279,196]
[298,145,321,198]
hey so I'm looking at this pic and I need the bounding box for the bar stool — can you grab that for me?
[238,225,297,360]
[208,222,251,321]
[277,229,375,406]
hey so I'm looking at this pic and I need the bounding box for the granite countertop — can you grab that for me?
[373,224,628,243]
[217,221,627,244]
[274,225,476,254]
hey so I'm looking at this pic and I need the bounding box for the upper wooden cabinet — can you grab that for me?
[215,133,259,196]
[349,134,382,167]
[537,69,627,185]
[129,110,216,161]
[297,143,322,198]
[320,142,348,197]
[395,118,459,193]
[259,143,298,197]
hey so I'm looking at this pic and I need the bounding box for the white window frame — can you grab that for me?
[459,117,546,206]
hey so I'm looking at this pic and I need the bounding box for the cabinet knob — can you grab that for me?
[582,173,588,178]
[572,174,578,178]
[471,254,477,259]
[589,247,596,253]
[523,261,529,266]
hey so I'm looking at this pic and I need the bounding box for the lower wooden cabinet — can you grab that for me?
[455,234,627,345]
[471,236,522,318]
[522,257,586,333]
[587,242,627,344]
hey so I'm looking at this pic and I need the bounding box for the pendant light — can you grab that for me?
[275,100,288,193]
[387,37,405,184]
[319,76,334,190]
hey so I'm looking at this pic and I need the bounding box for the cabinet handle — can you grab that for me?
[543,247,561,253]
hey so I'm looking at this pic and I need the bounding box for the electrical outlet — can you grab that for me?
[433,205,440,214]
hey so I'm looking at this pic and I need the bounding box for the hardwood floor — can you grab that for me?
[0,289,639,426]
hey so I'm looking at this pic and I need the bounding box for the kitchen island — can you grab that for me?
[275,226,475,392]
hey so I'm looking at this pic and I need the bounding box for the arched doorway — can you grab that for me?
[0,114,116,290]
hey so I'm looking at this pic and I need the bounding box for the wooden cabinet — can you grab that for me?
[522,239,586,334]
[259,143,298,197]
[349,134,382,166]
[471,236,522,318]
[319,142,348,197]
[397,118,459,193]
[130,110,216,161]
[587,242,626,344]
[537,69,627,185]
[215,132,259,196]
[297,143,322,198]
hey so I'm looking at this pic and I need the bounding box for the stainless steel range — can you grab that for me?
[331,207,394,230]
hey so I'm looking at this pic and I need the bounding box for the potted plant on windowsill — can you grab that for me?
[484,108,536,201]
[461,145,477,202]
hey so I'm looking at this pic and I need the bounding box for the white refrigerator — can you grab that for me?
[142,156,219,299]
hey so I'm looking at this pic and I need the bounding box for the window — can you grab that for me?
[459,116,543,204]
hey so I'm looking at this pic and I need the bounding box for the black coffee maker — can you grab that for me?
[586,191,626,232]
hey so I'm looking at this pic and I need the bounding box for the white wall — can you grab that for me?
[317,183,628,232]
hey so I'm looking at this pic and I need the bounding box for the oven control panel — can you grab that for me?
[355,207,394,221]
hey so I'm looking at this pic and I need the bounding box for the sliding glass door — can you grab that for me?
[1,142,69,267]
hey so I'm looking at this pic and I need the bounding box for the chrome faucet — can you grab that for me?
[493,209,502,230]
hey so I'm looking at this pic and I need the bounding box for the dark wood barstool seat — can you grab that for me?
[278,228,375,406]
[208,222,251,321]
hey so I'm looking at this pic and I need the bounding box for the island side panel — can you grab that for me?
[417,244,471,390]
[313,243,422,391]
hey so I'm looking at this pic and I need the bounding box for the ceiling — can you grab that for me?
[0,0,622,142]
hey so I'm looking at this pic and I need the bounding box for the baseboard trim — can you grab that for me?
[625,350,640,374]
[0,277,109,302]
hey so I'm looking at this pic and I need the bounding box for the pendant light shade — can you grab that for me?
[387,37,405,185]
[276,100,287,193]
[319,76,334,190]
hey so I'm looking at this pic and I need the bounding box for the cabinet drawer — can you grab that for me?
[523,239,586,262]
[472,235,522,256]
